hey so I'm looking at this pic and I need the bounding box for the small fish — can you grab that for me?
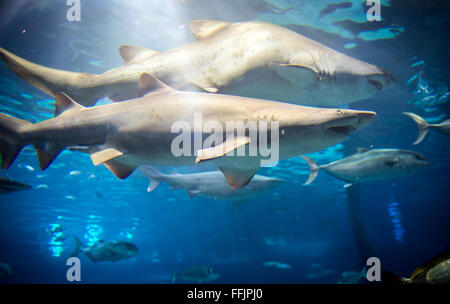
[302,148,430,186]
[406,74,418,85]
[403,112,450,144]
[337,267,366,284]
[70,236,138,263]
[171,266,219,283]
[0,176,31,194]
[410,60,424,68]
[69,170,82,176]
[263,261,292,269]
[0,263,12,278]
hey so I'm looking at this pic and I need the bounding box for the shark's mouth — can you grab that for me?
[326,125,356,136]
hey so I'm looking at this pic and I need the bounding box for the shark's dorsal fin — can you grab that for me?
[118,44,160,65]
[54,92,84,116]
[138,73,174,97]
[219,166,259,189]
[188,20,231,40]
[195,136,250,164]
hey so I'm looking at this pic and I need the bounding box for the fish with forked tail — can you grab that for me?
[0,20,395,107]
[0,73,375,189]
[301,148,430,186]
[403,112,450,144]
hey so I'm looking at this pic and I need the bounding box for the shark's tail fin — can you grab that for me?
[300,155,321,185]
[0,47,99,106]
[0,113,32,170]
[402,112,430,145]
[69,236,83,258]
[139,165,163,192]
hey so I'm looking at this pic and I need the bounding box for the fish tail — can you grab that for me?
[139,165,162,192]
[69,236,83,258]
[0,113,32,170]
[300,155,321,185]
[402,112,429,145]
[0,47,100,106]
[171,271,177,283]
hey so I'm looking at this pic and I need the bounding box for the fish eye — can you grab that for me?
[337,109,345,114]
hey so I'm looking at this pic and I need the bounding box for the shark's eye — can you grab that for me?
[337,109,345,114]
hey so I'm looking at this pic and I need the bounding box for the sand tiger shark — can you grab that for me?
[140,165,283,204]
[0,20,395,107]
[0,73,375,188]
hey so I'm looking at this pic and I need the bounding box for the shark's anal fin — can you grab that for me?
[195,136,250,164]
[90,147,124,166]
[118,44,160,65]
[219,167,259,189]
[138,73,174,97]
[103,159,137,180]
[188,20,231,40]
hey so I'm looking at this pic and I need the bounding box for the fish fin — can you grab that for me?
[195,136,250,164]
[0,113,31,170]
[54,92,84,116]
[90,147,124,166]
[402,112,429,145]
[139,166,162,192]
[270,62,317,84]
[356,147,372,153]
[218,166,259,189]
[343,183,353,188]
[34,142,65,170]
[118,44,160,65]
[103,159,137,179]
[300,156,320,185]
[384,160,398,168]
[188,20,231,40]
[68,236,83,258]
[138,73,174,97]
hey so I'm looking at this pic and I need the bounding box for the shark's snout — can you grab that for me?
[325,110,376,136]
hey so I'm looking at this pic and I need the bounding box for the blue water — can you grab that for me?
[0,0,449,283]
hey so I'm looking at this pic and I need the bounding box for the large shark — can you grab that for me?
[0,73,375,188]
[140,165,283,204]
[0,20,395,107]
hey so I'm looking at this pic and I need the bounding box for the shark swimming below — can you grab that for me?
[0,20,395,107]
[140,165,283,205]
[301,148,430,186]
[0,73,375,188]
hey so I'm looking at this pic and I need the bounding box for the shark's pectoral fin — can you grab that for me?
[188,20,231,40]
[54,92,84,116]
[119,44,160,65]
[34,142,65,170]
[103,159,137,179]
[90,147,124,166]
[138,73,174,97]
[195,136,250,164]
[219,167,259,189]
[270,62,317,85]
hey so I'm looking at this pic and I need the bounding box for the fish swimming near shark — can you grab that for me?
[0,20,395,107]
[302,148,430,186]
[172,266,219,283]
[0,176,31,194]
[140,166,283,205]
[70,236,138,262]
[403,112,450,144]
[0,73,375,188]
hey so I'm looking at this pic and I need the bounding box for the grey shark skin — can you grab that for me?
[0,20,395,107]
[0,73,375,188]
[403,112,450,144]
[0,176,31,194]
[71,236,138,262]
[140,166,283,203]
[302,148,430,185]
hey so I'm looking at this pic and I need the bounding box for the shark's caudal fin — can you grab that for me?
[0,113,32,170]
[0,47,98,105]
[402,112,430,145]
[300,155,321,185]
[139,165,162,192]
[69,236,84,258]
